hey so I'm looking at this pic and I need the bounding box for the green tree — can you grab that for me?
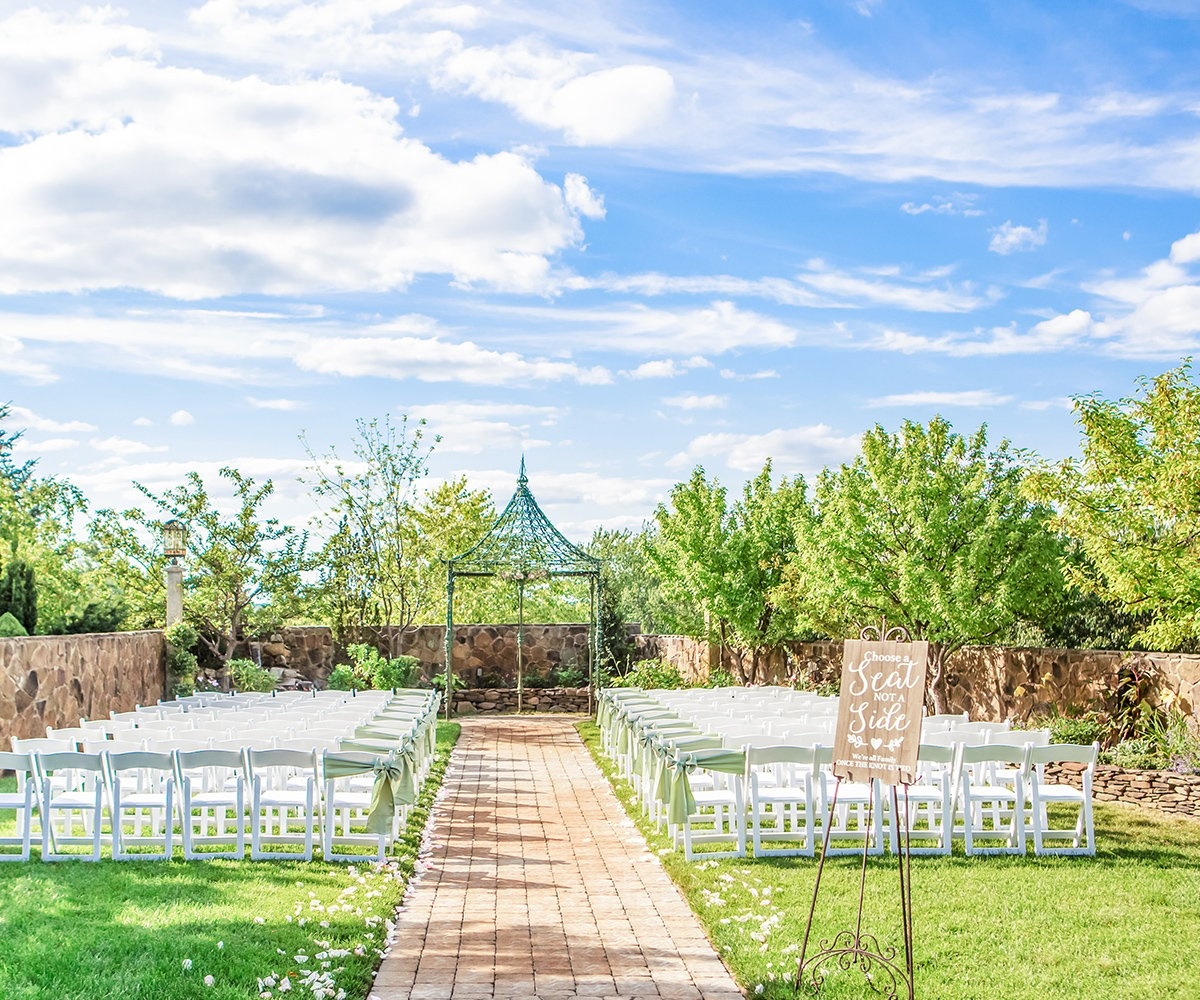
[650,462,810,683]
[0,559,37,634]
[776,417,1063,712]
[90,467,309,668]
[0,403,97,633]
[1025,362,1200,651]
[303,416,437,652]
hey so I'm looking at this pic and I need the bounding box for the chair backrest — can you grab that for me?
[106,750,175,774]
[0,751,34,776]
[916,743,956,765]
[247,748,317,787]
[35,752,107,790]
[1027,742,1099,768]
[12,737,76,754]
[745,744,823,767]
[958,721,1011,736]
[174,748,247,791]
[83,738,144,754]
[1007,728,1051,747]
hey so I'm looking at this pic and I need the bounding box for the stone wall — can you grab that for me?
[0,631,165,748]
[634,635,1200,724]
[381,623,593,687]
[451,687,590,715]
[1047,761,1200,819]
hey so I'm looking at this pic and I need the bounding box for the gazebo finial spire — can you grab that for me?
[518,454,527,484]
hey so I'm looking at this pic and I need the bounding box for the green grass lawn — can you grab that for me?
[0,722,459,1000]
[577,720,1200,1000]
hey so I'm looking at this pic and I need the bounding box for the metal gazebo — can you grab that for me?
[443,459,602,717]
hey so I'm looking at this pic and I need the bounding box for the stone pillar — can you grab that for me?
[165,563,183,626]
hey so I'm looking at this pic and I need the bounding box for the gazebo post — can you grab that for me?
[588,575,598,716]
[444,572,455,720]
[517,580,525,713]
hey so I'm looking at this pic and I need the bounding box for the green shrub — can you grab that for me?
[343,643,421,690]
[1041,710,1108,746]
[164,621,200,697]
[553,665,588,688]
[327,665,365,691]
[429,672,467,693]
[0,559,37,634]
[56,597,127,634]
[703,668,736,689]
[164,621,200,650]
[1101,738,1161,770]
[227,658,276,693]
[0,611,28,637]
[620,658,685,690]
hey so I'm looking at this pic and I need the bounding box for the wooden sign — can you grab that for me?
[832,639,928,785]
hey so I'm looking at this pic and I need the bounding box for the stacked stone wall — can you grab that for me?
[0,631,165,748]
[1046,761,1200,819]
[450,686,590,715]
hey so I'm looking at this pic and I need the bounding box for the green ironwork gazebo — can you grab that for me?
[443,459,602,716]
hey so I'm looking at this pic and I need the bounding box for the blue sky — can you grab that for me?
[2,0,1200,537]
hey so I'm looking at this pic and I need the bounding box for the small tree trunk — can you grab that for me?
[926,643,951,715]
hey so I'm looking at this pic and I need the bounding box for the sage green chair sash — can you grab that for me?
[666,748,747,826]
[323,749,417,835]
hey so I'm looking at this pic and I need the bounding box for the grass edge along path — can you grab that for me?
[0,721,460,1000]
[575,719,1200,1000]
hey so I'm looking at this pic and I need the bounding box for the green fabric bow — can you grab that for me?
[665,748,746,826]
[324,747,417,835]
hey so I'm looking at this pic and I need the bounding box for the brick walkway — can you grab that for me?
[372,716,744,1000]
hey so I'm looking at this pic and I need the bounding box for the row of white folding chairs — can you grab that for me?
[0,740,431,863]
[665,740,1099,861]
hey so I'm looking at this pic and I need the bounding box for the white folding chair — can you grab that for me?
[321,750,392,862]
[174,749,247,859]
[106,751,175,861]
[675,753,746,861]
[746,745,822,857]
[36,752,107,861]
[822,769,886,857]
[888,743,955,856]
[958,744,1028,856]
[247,749,318,860]
[0,751,36,861]
[1025,742,1098,856]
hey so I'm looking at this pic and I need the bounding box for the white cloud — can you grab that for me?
[0,7,596,299]
[661,393,728,410]
[12,437,79,453]
[720,368,779,380]
[89,436,168,456]
[296,335,611,385]
[1020,397,1074,411]
[505,300,802,355]
[6,405,97,433]
[132,416,154,427]
[575,260,989,313]
[989,219,1049,254]
[867,389,1015,408]
[563,173,605,220]
[669,425,861,474]
[246,397,307,411]
[866,309,1093,357]
[624,357,712,379]
[0,336,56,384]
[411,400,565,454]
[170,410,196,426]
[900,194,984,217]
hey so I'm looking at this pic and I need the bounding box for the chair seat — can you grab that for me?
[259,790,311,807]
[1033,783,1085,802]
[755,785,810,802]
[47,791,100,808]
[964,783,1018,800]
[0,793,28,808]
[692,789,738,807]
[328,792,372,810]
[189,792,241,808]
[118,792,170,809]
[896,783,944,800]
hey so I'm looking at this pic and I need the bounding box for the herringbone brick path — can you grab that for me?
[371,716,743,1000]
